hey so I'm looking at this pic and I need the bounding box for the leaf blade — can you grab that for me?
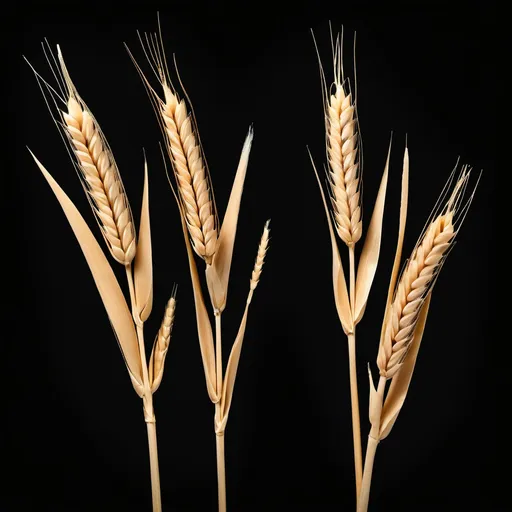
[309,150,352,333]
[134,157,153,322]
[354,139,391,324]
[207,127,253,311]
[180,213,218,402]
[219,301,250,432]
[31,152,143,388]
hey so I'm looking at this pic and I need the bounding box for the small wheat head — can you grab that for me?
[377,167,473,379]
[150,295,176,393]
[58,48,136,265]
[250,220,271,292]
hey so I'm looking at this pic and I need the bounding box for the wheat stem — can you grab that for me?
[214,312,227,512]
[358,376,386,512]
[126,265,162,512]
[347,245,363,499]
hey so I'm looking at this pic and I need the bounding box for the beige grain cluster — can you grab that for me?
[150,296,176,392]
[377,212,455,378]
[161,85,217,264]
[327,83,362,246]
[63,97,136,265]
[250,220,270,291]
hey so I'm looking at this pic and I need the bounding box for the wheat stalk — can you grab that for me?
[129,27,268,512]
[28,43,177,512]
[358,166,476,512]
[161,84,217,264]
[58,48,136,266]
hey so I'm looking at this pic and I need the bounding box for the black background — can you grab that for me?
[3,2,497,511]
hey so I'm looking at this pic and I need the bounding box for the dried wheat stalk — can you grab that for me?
[357,166,476,512]
[312,29,389,499]
[128,27,270,512]
[28,43,178,512]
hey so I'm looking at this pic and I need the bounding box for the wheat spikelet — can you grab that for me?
[58,50,136,265]
[150,295,176,393]
[327,71,362,246]
[250,220,271,291]
[160,85,217,264]
[377,170,471,379]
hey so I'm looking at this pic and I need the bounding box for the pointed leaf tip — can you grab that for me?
[354,137,392,324]
[207,130,254,311]
[134,158,153,322]
[30,153,143,391]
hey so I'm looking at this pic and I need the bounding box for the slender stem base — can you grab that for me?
[215,421,227,512]
[214,313,227,512]
[348,332,363,498]
[347,245,363,499]
[126,265,162,512]
[357,436,379,512]
[146,420,162,512]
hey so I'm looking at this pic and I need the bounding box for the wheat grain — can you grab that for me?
[150,295,176,392]
[58,48,136,265]
[327,83,362,246]
[161,85,217,264]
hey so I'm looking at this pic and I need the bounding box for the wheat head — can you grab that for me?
[150,295,177,393]
[160,85,217,264]
[250,220,271,292]
[58,50,136,265]
[377,169,471,379]
[326,67,362,246]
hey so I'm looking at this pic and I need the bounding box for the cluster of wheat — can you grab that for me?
[310,29,478,511]
[26,20,477,512]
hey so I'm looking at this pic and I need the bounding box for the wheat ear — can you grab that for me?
[249,220,270,293]
[326,42,362,246]
[376,170,470,379]
[150,294,177,393]
[57,48,136,265]
[160,84,217,264]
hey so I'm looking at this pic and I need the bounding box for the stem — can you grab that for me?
[348,245,363,499]
[216,422,227,512]
[357,436,379,512]
[125,265,162,512]
[214,313,227,512]
[358,377,386,512]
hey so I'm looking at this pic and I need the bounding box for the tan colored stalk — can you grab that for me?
[359,167,475,512]
[29,44,177,512]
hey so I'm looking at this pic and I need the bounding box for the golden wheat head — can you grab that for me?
[377,167,473,379]
[57,47,136,265]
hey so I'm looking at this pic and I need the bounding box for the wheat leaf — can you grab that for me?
[207,127,253,312]
[354,138,391,324]
[219,302,250,431]
[309,149,352,333]
[31,151,143,387]
[134,157,153,322]
[179,213,218,402]
[379,294,431,440]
